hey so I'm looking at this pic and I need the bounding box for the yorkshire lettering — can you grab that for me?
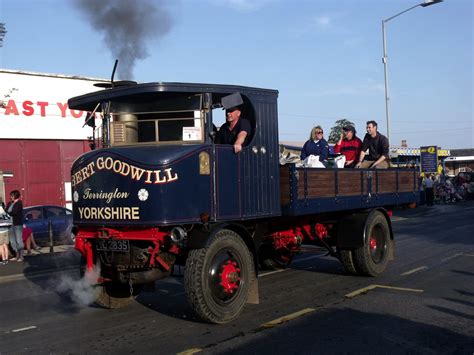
[78,207,140,220]
[71,156,178,187]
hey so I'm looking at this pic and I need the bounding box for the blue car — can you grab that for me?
[23,205,75,246]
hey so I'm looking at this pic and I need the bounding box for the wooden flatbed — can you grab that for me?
[280,165,418,215]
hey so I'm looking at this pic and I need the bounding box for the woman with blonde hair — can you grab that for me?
[300,125,329,163]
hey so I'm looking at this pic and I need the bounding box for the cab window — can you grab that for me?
[109,93,205,146]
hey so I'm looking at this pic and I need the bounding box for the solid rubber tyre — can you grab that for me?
[95,281,141,309]
[337,249,359,275]
[184,229,254,324]
[352,211,391,277]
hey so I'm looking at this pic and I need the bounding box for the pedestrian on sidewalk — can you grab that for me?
[418,172,426,206]
[23,225,41,256]
[6,190,24,261]
[424,174,435,206]
[0,202,10,265]
[0,230,9,265]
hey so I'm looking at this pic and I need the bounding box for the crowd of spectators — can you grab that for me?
[419,171,473,205]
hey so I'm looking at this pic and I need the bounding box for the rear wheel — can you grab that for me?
[353,211,391,276]
[184,229,254,324]
[337,249,358,275]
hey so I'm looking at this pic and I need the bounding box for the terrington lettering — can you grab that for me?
[83,188,129,204]
[71,156,178,187]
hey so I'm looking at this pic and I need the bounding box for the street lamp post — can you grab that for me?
[382,0,442,145]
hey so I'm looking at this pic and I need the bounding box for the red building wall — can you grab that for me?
[0,139,89,207]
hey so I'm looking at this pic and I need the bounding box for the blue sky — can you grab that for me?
[1,0,472,149]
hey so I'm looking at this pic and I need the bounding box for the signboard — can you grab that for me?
[0,70,106,140]
[420,146,438,173]
[182,127,201,141]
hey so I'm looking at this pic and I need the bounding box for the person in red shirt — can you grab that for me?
[22,225,41,256]
[334,125,363,168]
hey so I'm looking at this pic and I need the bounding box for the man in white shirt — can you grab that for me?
[424,174,435,206]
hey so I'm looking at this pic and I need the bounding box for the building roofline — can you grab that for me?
[0,68,107,82]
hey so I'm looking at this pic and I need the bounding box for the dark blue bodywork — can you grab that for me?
[71,145,212,225]
[69,82,418,228]
[69,82,281,226]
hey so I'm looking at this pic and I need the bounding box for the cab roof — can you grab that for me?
[68,81,279,112]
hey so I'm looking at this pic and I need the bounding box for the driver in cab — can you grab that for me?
[215,93,251,153]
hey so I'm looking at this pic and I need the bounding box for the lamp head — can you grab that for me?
[421,0,443,7]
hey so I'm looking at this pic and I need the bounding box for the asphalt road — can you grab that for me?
[0,201,473,354]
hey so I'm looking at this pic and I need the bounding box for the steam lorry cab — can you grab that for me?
[69,82,418,324]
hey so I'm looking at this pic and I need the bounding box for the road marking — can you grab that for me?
[293,254,327,264]
[441,253,463,262]
[0,266,78,285]
[345,284,423,299]
[345,285,378,298]
[259,269,287,277]
[401,266,428,276]
[177,348,202,355]
[396,238,418,244]
[11,326,37,333]
[261,308,316,329]
[390,216,407,222]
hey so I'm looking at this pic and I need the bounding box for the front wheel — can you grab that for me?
[352,211,392,276]
[184,229,255,324]
[95,281,141,309]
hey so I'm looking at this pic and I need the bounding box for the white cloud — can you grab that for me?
[343,36,364,47]
[315,15,332,28]
[305,80,384,98]
[209,0,272,12]
[290,12,348,38]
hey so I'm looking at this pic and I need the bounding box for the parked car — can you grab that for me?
[23,205,75,246]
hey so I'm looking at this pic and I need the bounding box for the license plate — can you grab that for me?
[96,239,130,252]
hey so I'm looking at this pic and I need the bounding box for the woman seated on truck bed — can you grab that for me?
[300,125,329,166]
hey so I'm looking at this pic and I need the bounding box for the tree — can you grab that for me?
[0,23,6,47]
[328,118,356,144]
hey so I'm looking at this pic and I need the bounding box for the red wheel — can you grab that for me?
[184,229,255,324]
[353,211,391,276]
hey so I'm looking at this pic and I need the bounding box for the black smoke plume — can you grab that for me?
[75,0,172,79]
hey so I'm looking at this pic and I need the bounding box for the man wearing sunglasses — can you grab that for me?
[216,105,251,154]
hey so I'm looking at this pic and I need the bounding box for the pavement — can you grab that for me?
[0,245,81,284]
[391,199,474,220]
